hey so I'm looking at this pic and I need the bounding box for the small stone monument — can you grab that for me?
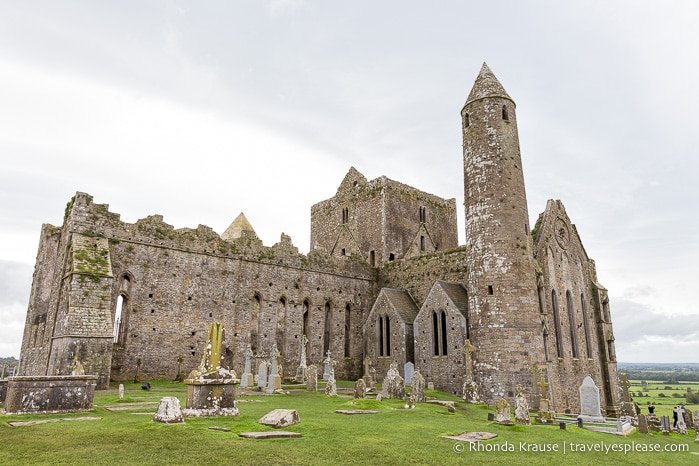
[240,345,254,389]
[404,362,414,386]
[514,385,531,425]
[660,415,670,435]
[460,340,480,404]
[324,359,337,396]
[535,377,556,424]
[694,410,699,442]
[496,398,513,425]
[362,357,375,389]
[306,365,318,391]
[266,344,282,394]
[619,372,635,417]
[410,370,425,403]
[353,378,366,399]
[577,376,605,423]
[529,364,541,410]
[323,350,332,381]
[174,353,184,382]
[382,361,405,400]
[638,413,649,434]
[257,361,269,390]
[153,396,184,424]
[118,383,124,399]
[675,406,687,435]
[182,322,239,417]
[295,334,309,383]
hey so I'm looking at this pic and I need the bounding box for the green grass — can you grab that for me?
[1,381,697,465]
[629,380,699,419]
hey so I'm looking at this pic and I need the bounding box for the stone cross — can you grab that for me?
[323,350,332,381]
[529,364,542,409]
[537,377,549,400]
[460,339,476,377]
[174,353,184,382]
[619,372,632,403]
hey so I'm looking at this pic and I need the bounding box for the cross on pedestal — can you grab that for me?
[537,377,549,399]
[619,372,632,402]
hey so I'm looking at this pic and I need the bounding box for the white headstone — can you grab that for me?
[257,362,269,389]
[118,383,124,399]
[577,376,605,423]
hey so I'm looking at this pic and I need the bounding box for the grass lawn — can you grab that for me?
[0,380,697,465]
[629,380,699,419]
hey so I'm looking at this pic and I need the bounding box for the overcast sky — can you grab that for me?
[1,1,697,363]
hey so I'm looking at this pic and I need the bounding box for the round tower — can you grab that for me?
[461,63,546,403]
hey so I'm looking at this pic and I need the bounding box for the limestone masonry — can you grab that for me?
[17,64,621,414]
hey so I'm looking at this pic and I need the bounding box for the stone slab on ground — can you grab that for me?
[100,402,159,411]
[208,426,231,432]
[335,410,380,415]
[426,400,455,412]
[9,417,102,427]
[441,432,498,443]
[239,431,303,439]
[259,409,300,428]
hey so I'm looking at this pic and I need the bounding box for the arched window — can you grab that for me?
[323,302,332,354]
[440,310,448,356]
[113,295,124,343]
[581,293,592,359]
[566,290,578,358]
[464,112,470,128]
[344,304,351,357]
[378,316,384,357]
[432,311,440,356]
[551,290,563,358]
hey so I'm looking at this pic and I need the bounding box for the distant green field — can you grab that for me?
[628,379,699,419]
[1,381,698,465]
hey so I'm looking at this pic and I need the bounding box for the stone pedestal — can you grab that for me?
[240,372,254,389]
[4,375,98,414]
[153,396,184,424]
[183,373,240,417]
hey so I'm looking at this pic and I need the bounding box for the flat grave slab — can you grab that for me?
[441,432,498,443]
[334,410,380,415]
[239,431,303,439]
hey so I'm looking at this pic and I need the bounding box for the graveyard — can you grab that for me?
[2,377,698,465]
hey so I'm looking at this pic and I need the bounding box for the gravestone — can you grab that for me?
[306,365,318,391]
[460,340,480,404]
[514,385,530,425]
[496,398,512,425]
[695,410,699,443]
[638,413,648,434]
[675,406,687,435]
[118,384,124,399]
[660,415,670,435]
[410,370,425,403]
[240,345,254,389]
[535,377,556,424]
[153,396,184,424]
[174,353,184,382]
[363,357,375,389]
[529,364,541,410]
[266,344,282,394]
[323,350,332,381]
[382,361,405,400]
[324,359,337,396]
[353,378,366,399]
[257,361,269,390]
[404,362,414,386]
[577,376,605,423]
[427,382,434,390]
[295,335,308,383]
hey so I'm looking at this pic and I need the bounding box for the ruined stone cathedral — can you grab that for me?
[18,64,621,414]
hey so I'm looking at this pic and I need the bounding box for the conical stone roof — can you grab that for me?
[464,63,513,108]
[221,212,257,241]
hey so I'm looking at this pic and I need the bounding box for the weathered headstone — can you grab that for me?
[353,378,366,399]
[306,365,318,391]
[295,334,308,383]
[495,398,512,425]
[118,383,124,399]
[153,396,184,424]
[240,345,254,389]
[675,406,687,435]
[460,340,480,404]
[638,413,649,434]
[323,350,332,381]
[529,364,541,410]
[362,357,375,390]
[427,381,434,390]
[535,377,556,424]
[259,409,300,428]
[694,410,699,443]
[257,361,269,390]
[174,353,184,382]
[404,362,414,386]
[324,359,337,396]
[382,361,405,400]
[577,376,605,423]
[410,370,425,403]
[514,385,530,425]
[266,344,282,394]
[660,415,670,435]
